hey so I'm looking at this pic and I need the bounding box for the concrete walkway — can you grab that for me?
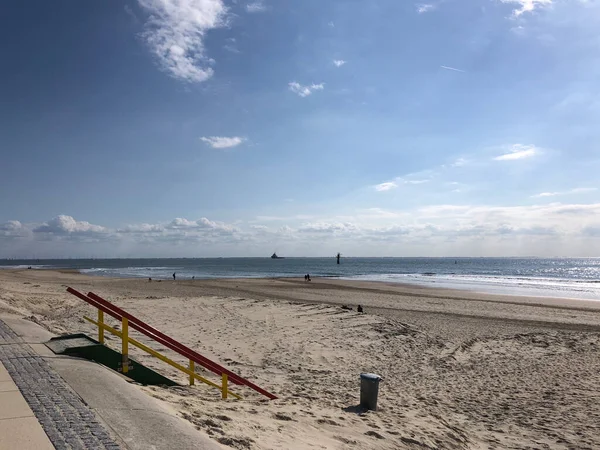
[0,315,221,450]
[0,361,54,450]
[0,318,120,449]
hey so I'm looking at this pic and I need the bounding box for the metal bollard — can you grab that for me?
[359,373,382,411]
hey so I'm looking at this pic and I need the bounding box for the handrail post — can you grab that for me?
[98,310,104,344]
[222,373,228,399]
[189,360,195,386]
[122,317,129,374]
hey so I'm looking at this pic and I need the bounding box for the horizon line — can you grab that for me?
[1,256,598,260]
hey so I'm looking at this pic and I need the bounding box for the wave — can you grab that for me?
[344,273,600,300]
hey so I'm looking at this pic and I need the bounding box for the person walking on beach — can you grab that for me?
[173,272,176,280]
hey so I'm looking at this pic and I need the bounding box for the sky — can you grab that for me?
[1,0,600,258]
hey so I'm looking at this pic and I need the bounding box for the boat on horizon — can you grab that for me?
[271,252,285,259]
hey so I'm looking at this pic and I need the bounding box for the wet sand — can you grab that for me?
[1,269,600,449]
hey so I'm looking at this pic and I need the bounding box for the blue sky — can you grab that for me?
[1,0,600,258]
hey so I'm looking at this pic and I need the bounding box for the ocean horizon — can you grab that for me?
[2,257,600,301]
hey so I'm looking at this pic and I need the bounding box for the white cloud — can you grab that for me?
[494,144,539,161]
[532,192,559,198]
[500,0,553,17]
[4,204,600,257]
[118,223,164,233]
[223,37,239,53]
[298,222,359,234]
[333,59,346,67]
[200,136,245,148]
[531,187,597,198]
[415,202,600,225]
[223,44,240,53]
[33,215,107,235]
[0,220,22,231]
[571,187,598,194]
[440,65,466,73]
[255,214,314,222]
[288,82,325,97]
[166,217,237,233]
[119,217,240,246]
[246,1,266,13]
[417,4,436,13]
[137,0,228,83]
[374,177,430,191]
[451,158,468,167]
[0,220,29,239]
[401,179,429,185]
[167,218,198,228]
[375,182,398,192]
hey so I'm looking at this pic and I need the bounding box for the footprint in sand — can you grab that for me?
[317,418,340,426]
[199,418,222,429]
[333,435,358,445]
[273,413,295,421]
[365,430,386,439]
[216,436,254,449]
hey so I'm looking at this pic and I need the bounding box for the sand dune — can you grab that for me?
[1,269,600,449]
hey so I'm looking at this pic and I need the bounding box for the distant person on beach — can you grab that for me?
[192,276,195,280]
[357,305,363,313]
[307,274,311,282]
[173,272,176,280]
[148,277,152,282]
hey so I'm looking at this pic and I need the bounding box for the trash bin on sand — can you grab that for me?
[359,373,382,411]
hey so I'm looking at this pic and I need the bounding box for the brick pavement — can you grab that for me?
[0,319,121,450]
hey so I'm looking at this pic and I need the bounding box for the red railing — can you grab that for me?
[67,287,277,400]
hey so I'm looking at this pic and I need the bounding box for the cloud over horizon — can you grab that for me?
[33,215,107,235]
[531,188,597,198]
[3,204,600,258]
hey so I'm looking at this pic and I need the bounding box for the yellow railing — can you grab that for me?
[84,315,239,400]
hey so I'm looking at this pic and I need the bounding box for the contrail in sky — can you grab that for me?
[440,65,466,73]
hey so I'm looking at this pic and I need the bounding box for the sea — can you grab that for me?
[0,257,600,301]
[2,257,600,301]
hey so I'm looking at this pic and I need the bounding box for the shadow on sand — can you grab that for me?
[342,404,368,415]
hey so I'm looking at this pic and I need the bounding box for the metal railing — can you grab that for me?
[67,288,277,400]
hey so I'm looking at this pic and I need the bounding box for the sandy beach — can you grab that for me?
[1,269,600,449]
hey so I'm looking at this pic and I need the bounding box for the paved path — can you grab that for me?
[0,361,54,450]
[0,319,121,450]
